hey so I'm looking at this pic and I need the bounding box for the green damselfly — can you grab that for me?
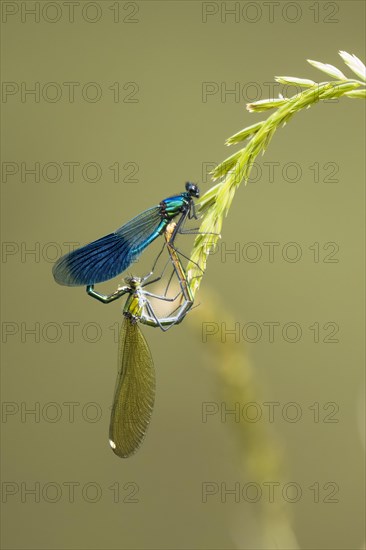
[87,222,195,458]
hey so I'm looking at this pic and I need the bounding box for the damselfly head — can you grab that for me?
[124,275,142,288]
[185,181,200,199]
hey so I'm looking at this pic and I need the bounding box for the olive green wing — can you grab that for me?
[109,318,155,458]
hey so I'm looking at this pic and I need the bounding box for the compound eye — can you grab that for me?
[185,181,200,198]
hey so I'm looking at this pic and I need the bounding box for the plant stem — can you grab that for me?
[187,61,365,297]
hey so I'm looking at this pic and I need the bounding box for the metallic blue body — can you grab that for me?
[52,184,199,287]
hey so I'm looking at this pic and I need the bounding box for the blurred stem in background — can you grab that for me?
[188,287,299,549]
[186,51,365,548]
[187,51,366,296]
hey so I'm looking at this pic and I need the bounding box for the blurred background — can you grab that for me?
[1,1,365,548]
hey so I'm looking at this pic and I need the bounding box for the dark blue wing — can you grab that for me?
[53,207,164,286]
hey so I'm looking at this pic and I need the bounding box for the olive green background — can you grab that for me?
[1,1,365,549]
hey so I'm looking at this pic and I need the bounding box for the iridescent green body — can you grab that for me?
[87,222,194,458]
[52,183,199,286]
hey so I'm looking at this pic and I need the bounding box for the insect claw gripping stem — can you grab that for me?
[54,183,205,457]
[53,182,200,287]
